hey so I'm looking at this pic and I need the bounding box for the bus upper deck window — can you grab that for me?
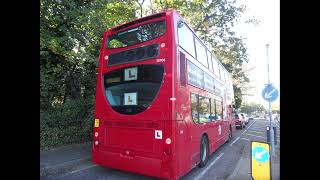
[107,20,166,49]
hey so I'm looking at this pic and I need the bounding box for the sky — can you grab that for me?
[233,0,279,109]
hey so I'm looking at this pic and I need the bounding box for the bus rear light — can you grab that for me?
[104,55,108,60]
[95,140,99,146]
[94,132,99,137]
[160,42,166,48]
[165,138,172,145]
[94,119,100,128]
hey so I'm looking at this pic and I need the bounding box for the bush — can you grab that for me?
[40,96,94,150]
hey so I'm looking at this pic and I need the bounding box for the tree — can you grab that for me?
[40,0,139,110]
[135,0,146,17]
[241,102,266,114]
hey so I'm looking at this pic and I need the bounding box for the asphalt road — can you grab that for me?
[46,118,280,180]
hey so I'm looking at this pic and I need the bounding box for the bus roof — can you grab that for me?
[109,9,175,33]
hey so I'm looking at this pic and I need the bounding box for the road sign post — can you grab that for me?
[262,44,279,157]
[273,127,277,145]
[266,126,277,145]
[262,84,278,158]
[251,141,271,180]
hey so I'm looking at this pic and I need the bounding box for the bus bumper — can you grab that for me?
[92,150,170,179]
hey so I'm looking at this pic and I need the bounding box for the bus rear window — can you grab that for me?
[107,20,166,49]
[104,65,164,115]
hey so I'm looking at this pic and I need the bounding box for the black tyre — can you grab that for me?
[199,136,209,168]
[226,127,232,143]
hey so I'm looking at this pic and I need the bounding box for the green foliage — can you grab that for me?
[240,102,266,114]
[40,0,139,149]
[272,110,280,114]
[40,97,95,150]
[40,0,138,108]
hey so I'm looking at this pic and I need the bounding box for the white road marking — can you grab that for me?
[246,133,267,139]
[241,138,251,141]
[251,126,266,129]
[230,120,256,146]
[241,120,256,135]
[247,120,256,128]
[53,164,98,179]
[194,153,224,180]
[229,137,240,146]
[250,127,267,131]
[40,156,91,170]
[227,157,244,180]
[247,130,265,134]
[69,164,97,174]
[251,127,267,131]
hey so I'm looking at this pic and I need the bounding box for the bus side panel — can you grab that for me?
[172,11,195,178]
[175,51,203,177]
[175,116,192,177]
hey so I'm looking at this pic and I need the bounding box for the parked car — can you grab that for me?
[240,113,249,124]
[234,114,245,129]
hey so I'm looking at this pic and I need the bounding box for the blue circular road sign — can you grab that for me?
[262,85,278,102]
[252,146,269,163]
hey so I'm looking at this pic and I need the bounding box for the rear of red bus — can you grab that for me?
[92,10,179,179]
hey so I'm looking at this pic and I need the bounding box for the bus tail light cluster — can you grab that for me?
[164,137,172,156]
[94,118,100,128]
[94,118,100,147]
[94,140,99,146]
[164,121,173,156]
[165,138,171,145]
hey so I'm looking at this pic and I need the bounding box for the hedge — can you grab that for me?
[40,97,94,150]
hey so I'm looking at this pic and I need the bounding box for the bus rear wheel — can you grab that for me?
[199,136,209,168]
[227,127,232,143]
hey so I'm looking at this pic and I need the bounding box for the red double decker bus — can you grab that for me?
[92,9,235,180]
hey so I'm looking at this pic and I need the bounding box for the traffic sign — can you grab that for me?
[251,141,271,180]
[253,146,269,163]
[262,84,278,102]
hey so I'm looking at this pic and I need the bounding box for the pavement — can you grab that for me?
[40,118,280,180]
[227,119,280,180]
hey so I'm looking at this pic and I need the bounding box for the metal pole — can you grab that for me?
[266,44,275,157]
[266,44,270,84]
